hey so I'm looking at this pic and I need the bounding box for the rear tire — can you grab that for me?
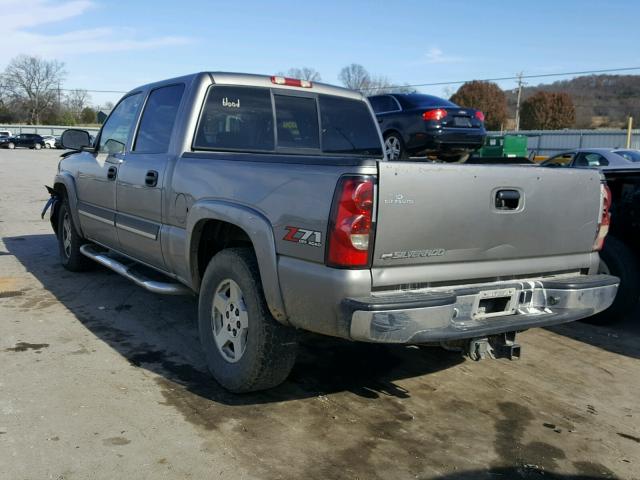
[198,248,298,393]
[57,201,94,272]
[34,143,41,150]
[587,236,640,325]
[384,132,408,160]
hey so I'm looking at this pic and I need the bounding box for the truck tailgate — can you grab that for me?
[373,162,602,273]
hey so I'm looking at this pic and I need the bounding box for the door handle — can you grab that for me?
[145,170,158,187]
[107,166,117,180]
[495,189,521,210]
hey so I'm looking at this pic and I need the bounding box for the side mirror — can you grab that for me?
[61,129,92,151]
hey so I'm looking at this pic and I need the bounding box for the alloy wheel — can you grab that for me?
[211,278,249,363]
[384,136,401,160]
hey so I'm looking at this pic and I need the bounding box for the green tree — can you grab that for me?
[80,107,96,124]
[520,91,575,130]
[450,81,507,130]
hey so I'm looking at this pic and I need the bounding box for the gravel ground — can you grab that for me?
[1,148,639,480]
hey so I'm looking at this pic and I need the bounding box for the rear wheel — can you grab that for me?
[384,132,407,160]
[34,143,41,150]
[198,248,298,392]
[587,236,640,325]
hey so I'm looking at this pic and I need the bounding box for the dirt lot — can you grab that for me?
[0,148,639,480]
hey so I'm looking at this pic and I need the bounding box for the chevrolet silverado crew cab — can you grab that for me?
[45,72,618,393]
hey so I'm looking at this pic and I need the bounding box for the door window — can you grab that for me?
[98,93,143,154]
[134,84,185,153]
[574,152,609,167]
[544,153,574,167]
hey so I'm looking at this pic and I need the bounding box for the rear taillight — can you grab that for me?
[270,76,312,88]
[594,183,612,251]
[475,111,485,122]
[422,109,448,121]
[326,176,376,268]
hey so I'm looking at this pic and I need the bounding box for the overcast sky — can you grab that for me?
[2,0,639,107]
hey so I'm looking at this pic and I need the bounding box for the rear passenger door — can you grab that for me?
[115,83,185,269]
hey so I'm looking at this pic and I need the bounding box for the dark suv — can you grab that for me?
[2,133,46,150]
[369,93,486,161]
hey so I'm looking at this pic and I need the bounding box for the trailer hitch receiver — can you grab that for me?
[467,332,521,361]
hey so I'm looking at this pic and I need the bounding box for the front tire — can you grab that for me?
[7,142,15,149]
[587,236,640,325]
[198,248,298,393]
[57,201,93,272]
[384,132,408,160]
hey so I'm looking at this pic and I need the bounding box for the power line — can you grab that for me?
[360,66,640,91]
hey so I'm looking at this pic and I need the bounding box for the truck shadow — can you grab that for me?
[428,469,617,480]
[4,234,463,406]
[546,307,640,361]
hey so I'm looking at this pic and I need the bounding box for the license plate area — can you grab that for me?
[453,117,472,127]
[472,288,518,320]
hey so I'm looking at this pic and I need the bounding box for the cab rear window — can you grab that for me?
[193,85,381,156]
[194,86,274,151]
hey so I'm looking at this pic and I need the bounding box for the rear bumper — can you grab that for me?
[411,127,485,152]
[343,274,619,343]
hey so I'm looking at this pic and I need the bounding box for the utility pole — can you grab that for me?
[626,116,634,148]
[514,72,524,131]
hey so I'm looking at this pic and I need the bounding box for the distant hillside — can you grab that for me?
[506,74,640,128]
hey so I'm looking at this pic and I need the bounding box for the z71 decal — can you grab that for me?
[283,226,322,247]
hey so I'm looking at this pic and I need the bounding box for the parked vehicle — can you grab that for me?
[541,148,640,324]
[540,148,635,169]
[42,135,57,148]
[0,130,13,138]
[45,72,617,393]
[368,93,486,161]
[2,133,46,149]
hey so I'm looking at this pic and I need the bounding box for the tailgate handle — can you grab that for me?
[495,189,520,210]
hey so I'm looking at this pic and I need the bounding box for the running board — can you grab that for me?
[80,244,192,296]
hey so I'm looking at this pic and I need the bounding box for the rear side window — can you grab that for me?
[194,86,274,151]
[369,95,399,113]
[320,96,382,155]
[134,84,185,153]
[274,95,319,149]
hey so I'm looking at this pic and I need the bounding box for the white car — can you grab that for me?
[0,130,13,138]
[42,135,57,148]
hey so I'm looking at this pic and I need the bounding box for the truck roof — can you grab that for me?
[126,72,365,102]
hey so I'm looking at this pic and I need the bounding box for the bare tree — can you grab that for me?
[338,64,371,91]
[65,89,91,120]
[338,64,413,94]
[3,55,66,124]
[286,67,322,82]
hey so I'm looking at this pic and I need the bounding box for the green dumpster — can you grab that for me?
[478,135,528,158]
